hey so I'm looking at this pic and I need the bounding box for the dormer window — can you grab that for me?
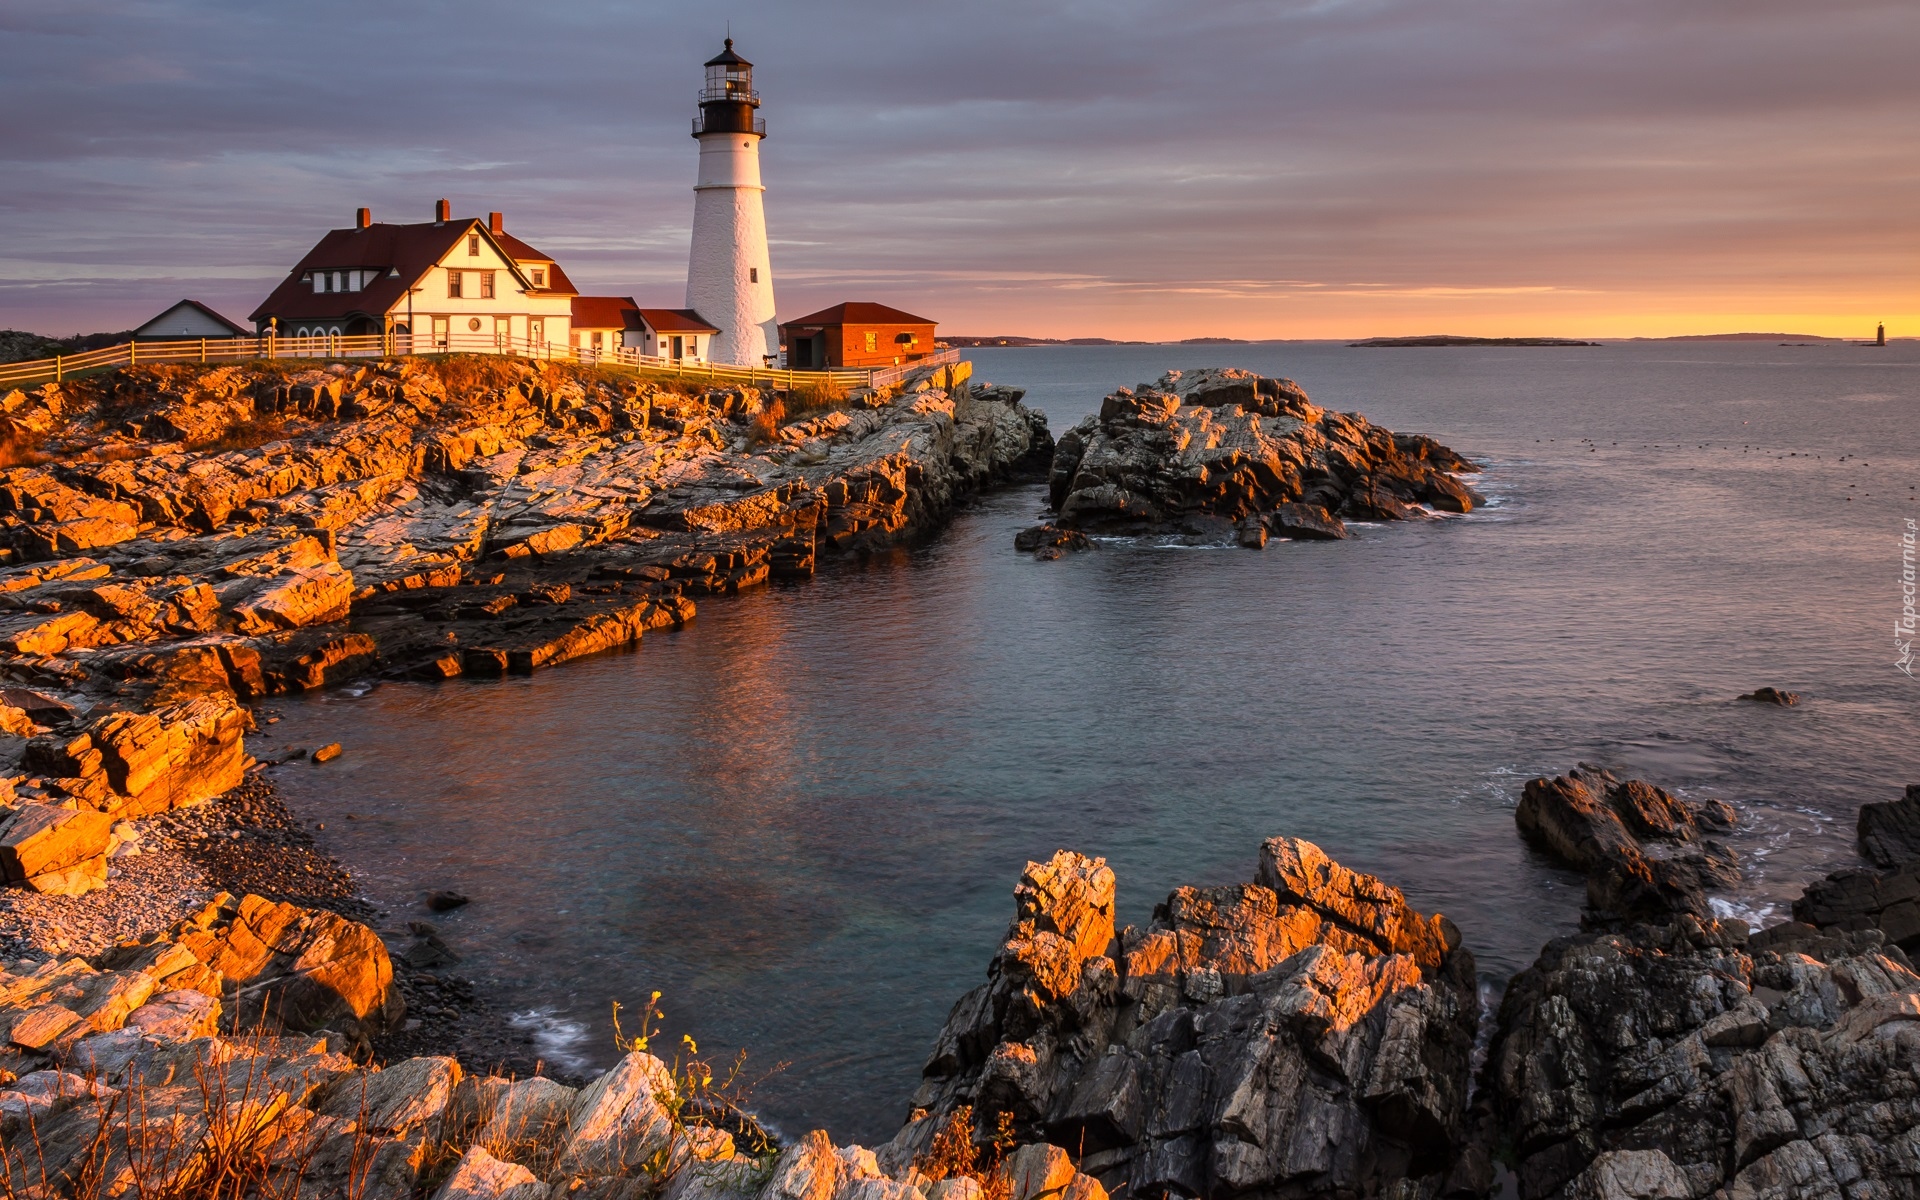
[468,234,481,256]
[531,268,546,287]
[331,271,343,293]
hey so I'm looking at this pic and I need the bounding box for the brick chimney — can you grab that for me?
[355,207,371,229]
[434,198,451,224]
[489,212,503,235]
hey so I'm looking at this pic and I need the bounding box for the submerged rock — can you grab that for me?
[1515,764,1738,920]
[1045,368,1478,541]
[1738,687,1801,706]
[883,839,1482,1199]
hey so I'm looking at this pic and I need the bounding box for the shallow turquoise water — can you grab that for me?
[266,339,1920,1142]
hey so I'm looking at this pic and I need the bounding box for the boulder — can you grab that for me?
[553,1050,677,1176]
[24,695,250,818]
[1515,765,1739,919]
[431,1145,545,1200]
[1857,784,1920,868]
[169,893,404,1037]
[0,804,112,894]
[886,839,1480,1199]
[1738,687,1800,706]
[1268,502,1348,541]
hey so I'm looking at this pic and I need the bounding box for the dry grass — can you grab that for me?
[784,378,847,416]
[1,1042,373,1200]
[745,397,787,449]
[428,355,537,397]
[913,1106,1020,1200]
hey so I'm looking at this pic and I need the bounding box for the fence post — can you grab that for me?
[54,355,62,383]
[199,338,207,364]
[128,341,137,367]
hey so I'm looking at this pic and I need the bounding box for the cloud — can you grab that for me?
[0,0,1914,336]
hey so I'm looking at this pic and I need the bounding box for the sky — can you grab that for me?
[1,0,1914,340]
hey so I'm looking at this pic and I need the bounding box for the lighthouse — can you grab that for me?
[686,39,777,366]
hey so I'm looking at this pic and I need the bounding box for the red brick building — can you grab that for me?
[780,302,937,369]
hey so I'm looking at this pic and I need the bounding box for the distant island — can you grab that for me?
[941,335,1249,348]
[1349,335,1599,348]
[1634,332,1839,342]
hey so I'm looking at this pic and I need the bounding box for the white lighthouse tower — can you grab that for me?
[686,39,776,366]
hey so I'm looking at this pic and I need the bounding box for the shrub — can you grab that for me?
[745,397,786,449]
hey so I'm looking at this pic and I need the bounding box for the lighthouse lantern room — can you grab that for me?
[686,38,777,366]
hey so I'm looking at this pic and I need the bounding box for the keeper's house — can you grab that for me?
[780,302,937,369]
[251,201,577,350]
[569,297,719,363]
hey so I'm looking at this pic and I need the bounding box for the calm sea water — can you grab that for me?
[266,340,1920,1143]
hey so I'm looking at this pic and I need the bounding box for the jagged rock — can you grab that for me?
[554,1050,677,1176]
[1738,687,1801,706]
[1269,502,1348,540]
[1047,370,1476,539]
[1857,784,1920,868]
[432,1145,546,1200]
[1515,764,1739,919]
[0,804,112,894]
[167,892,404,1037]
[23,694,250,817]
[319,1054,461,1133]
[887,839,1480,1199]
[1792,862,1920,953]
[1013,524,1091,558]
[1486,911,1920,1200]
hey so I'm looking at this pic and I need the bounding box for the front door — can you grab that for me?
[432,316,448,350]
[671,335,684,360]
[495,316,511,353]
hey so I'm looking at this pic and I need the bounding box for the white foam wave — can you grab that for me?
[508,1008,594,1072]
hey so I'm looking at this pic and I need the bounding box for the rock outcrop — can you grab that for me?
[1514,764,1739,920]
[1488,915,1920,1200]
[1857,784,1920,870]
[1791,785,1920,954]
[1045,369,1479,542]
[884,839,1483,1200]
[1490,771,1920,1200]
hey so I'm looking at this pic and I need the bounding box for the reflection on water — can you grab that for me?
[266,340,1920,1143]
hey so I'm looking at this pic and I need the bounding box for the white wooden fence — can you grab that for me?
[0,331,962,393]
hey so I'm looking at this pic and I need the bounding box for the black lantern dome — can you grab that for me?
[694,38,765,138]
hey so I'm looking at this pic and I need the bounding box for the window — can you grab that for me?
[447,270,463,298]
[749,267,758,283]
[468,234,481,256]
[531,268,546,287]
[480,271,495,299]
[331,271,342,292]
[591,331,603,348]
[864,331,877,352]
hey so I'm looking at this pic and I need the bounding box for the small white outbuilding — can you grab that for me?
[132,299,252,341]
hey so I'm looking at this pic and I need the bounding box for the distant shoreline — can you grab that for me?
[938,331,1885,350]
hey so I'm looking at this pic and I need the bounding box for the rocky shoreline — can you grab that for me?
[5,355,1918,1199]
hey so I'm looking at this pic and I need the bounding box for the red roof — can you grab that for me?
[250,218,573,325]
[637,308,719,334]
[781,301,935,327]
[572,296,644,331]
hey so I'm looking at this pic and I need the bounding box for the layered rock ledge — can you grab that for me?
[1037,368,1480,549]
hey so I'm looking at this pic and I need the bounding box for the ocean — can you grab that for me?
[265,339,1919,1142]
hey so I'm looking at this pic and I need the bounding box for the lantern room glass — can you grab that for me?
[703,61,755,103]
